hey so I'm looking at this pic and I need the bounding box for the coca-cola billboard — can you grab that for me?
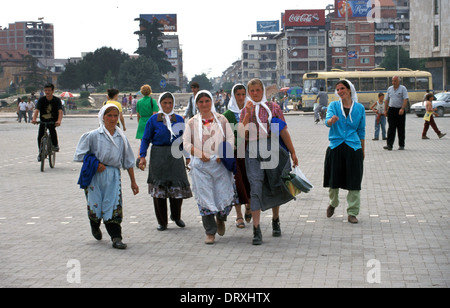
[284,10,326,28]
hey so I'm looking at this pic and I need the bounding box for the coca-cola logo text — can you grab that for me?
[288,13,320,23]
[284,10,325,27]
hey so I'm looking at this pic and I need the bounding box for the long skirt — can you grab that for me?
[147,145,192,199]
[189,156,235,216]
[323,142,364,191]
[85,166,122,224]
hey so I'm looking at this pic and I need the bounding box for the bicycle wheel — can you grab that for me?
[40,136,48,172]
[48,138,55,169]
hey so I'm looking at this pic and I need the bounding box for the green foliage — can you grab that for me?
[79,91,90,99]
[118,56,161,91]
[379,46,426,71]
[187,74,213,91]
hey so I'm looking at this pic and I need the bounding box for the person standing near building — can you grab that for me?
[384,76,408,151]
[26,97,35,123]
[17,98,28,123]
[314,87,328,123]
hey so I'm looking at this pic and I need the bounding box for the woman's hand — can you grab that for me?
[201,151,210,162]
[139,157,146,171]
[328,115,339,126]
[131,182,139,195]
[291,152,299,168]
[97,163,106,173]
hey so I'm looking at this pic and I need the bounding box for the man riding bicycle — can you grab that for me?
[32,83,63,161]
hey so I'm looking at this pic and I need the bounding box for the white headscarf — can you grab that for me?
[246,79,272,134]
[157,92,177,141]
[195,90,225,140]
[98,103,128,149]
[228,84,248,115]
[334,79,358,123]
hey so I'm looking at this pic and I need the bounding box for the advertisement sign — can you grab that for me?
[328,30,347,47]
[257,21,280,33]
[335,0,372,18]
[140,14,177,32]
[348,51,358,59]
[284,10,326,28]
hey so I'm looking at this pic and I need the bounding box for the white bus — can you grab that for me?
[301,69,433,111]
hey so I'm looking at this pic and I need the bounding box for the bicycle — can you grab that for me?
[37,121,56,172]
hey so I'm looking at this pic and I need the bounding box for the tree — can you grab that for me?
[57,61,81,90]
[134,18,175,75]
[187,74,213,91]
[21,54,47,92]
[379,46,425,71]
[118,56,161,91]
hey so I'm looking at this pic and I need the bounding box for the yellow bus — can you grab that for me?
[301,69,433,111]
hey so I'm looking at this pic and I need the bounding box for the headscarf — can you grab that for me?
[246,80,272,134]
[195,90,225,140]
[227,84,248,115]
[334,79,358,123]
[98,103,128,149]
[157,92,177,141]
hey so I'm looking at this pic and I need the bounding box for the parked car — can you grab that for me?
[411,92,450,117]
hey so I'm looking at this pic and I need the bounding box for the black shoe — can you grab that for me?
[252,225,262,245]
[272,218,281,237]
[91,226,102,240]
[398,146,405,150]
[383,146,392,151]
[52,145,59,152]
[170,215,185,228]
[37,155,41,162]
[112,237,127,249]
[157,224,167,231]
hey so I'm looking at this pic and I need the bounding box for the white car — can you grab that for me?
[411,92,450,117]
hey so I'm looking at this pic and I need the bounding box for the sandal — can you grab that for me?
[244,207,252,223]
[235,217,245,229]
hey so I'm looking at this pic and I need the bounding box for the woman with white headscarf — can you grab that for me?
[74,103,139,249]
[239,78,298,245]
[138,92,192,231]
[183,90,235,245]
[223,84,251,228]
[324,79,366,224]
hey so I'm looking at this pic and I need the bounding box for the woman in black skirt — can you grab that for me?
[138,92,192,231]
[324,80,366,224]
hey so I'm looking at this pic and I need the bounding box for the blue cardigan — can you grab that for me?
[325,100,366,151]
[77,153,99,189]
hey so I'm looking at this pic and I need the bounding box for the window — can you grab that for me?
[360,78,374,91]
[327,78,340,92]
[435,0,439,15]
[416,77,429,90]
[360,58,370,64]
[335,58,344,64]
[403,77,415,90]
[375,78,388,91]
[348,78,360,91]
[309,36,318,46]
[434,25,439,47]
[360,46,370,53]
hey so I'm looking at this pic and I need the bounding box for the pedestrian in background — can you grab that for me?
[135,84,159,166]
[370,93,386,140]
[103,88,126,131]
[324,80,365,224]
[17,98,27,123]
[138,92,192,231]
[26,97,35,123]
[384,76,408,151]
[314,87,328,123]
[422,93,446,139]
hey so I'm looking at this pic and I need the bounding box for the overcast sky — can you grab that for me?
[2,0,332,79]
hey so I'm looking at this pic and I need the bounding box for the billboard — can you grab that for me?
[284,10,326,28]
[257,21,280,33]
[335,0,372,18]
[328,30,347,47]
[139,14,177,32]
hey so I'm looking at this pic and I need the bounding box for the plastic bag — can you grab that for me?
[291,166,313,193]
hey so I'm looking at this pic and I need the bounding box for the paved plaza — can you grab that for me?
[0,111,449,289]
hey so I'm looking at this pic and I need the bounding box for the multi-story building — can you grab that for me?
[0,21,54,64]
[410,0,449,90]
[241,34,278,86]
[277,9,328,87]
